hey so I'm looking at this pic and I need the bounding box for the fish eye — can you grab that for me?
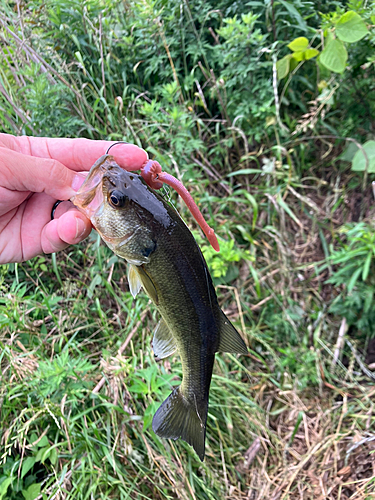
[109,190,128,208]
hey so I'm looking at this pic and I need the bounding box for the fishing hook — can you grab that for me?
[51,200,64,220]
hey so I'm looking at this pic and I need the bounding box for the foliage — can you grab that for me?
[277,8,369,79]
[214,13,274,142]
[351,140,375,173]
[200,235,254,282]
[324,223,375,336]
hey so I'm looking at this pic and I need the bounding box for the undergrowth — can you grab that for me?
[0,0,375,499]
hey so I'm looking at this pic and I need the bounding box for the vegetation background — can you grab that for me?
[0,0,375,498]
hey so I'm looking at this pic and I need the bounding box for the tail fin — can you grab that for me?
[152,387,207,461]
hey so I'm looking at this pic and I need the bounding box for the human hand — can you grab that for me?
[0,134,147,264]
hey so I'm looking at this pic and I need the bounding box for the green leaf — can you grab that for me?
[362,251,372,281]
[37,435,49,448]
[336,11,368,43]
[287,37,309,52]
[304,48,319,60]
[49,447,58,466]
[291,48,319,62]
[339,142,359,162]
[320,39,347,73]
[0,478,12,500]
[249,264,261,297]
[21,457,36,479]
[22,483,41,500]
[291,51,305,62]
[277,0,308,31]
[347,266,362,292]
[288,411,303,446]
[87,274,102,299]
[351,141,375,172]
[276,55,291,79]
[277,194,302,227]
[227,168,262,176]
[35,446,50,463]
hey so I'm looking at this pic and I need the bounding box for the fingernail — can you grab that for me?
[75,217,87,239]
[71,173,87,191]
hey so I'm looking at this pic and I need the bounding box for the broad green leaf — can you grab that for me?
[325,29,334,44]
[336,11,368,43]
[320,39,347,73]
[49,447,58,465]
[287,37,309,52]
[37,435,49,448]
[291,51,305,62]
[21,457,36,479]
[304,48,319,60]
[292,49,319,62]
[276,55,291,79]
[22,483,41,500]
[289,57,299,73]
[0,478,12,500]
[339,142,359,162]
[351,141,375,172]
[35,446,49,463]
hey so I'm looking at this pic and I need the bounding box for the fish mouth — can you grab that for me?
[70,154,114,219]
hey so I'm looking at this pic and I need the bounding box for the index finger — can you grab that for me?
[0,134,148,172]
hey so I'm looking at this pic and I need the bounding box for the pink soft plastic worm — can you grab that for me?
[141,160,220,252]
[105,143,220,252]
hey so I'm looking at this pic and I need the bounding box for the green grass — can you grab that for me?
[1,0,375,498]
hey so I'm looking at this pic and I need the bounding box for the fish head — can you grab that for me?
[71,154,172,263]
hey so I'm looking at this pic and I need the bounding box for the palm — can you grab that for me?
[0,190,70,263]
[0,134,147,264]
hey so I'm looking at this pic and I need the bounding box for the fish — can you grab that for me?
[71,154,248,460]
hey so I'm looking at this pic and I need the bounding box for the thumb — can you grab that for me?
[0,147,84,200]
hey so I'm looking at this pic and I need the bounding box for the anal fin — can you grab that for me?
[153,319,177,359]
[217,311,248,354]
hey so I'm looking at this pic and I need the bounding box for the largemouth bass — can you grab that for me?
[71,154,247,460]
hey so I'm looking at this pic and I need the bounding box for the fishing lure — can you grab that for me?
[52,142,219,252]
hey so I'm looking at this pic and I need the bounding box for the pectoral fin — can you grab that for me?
[127,264,143,298]
[217,311,248,354]
[136,266,158,305]
[153,319,177,359]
